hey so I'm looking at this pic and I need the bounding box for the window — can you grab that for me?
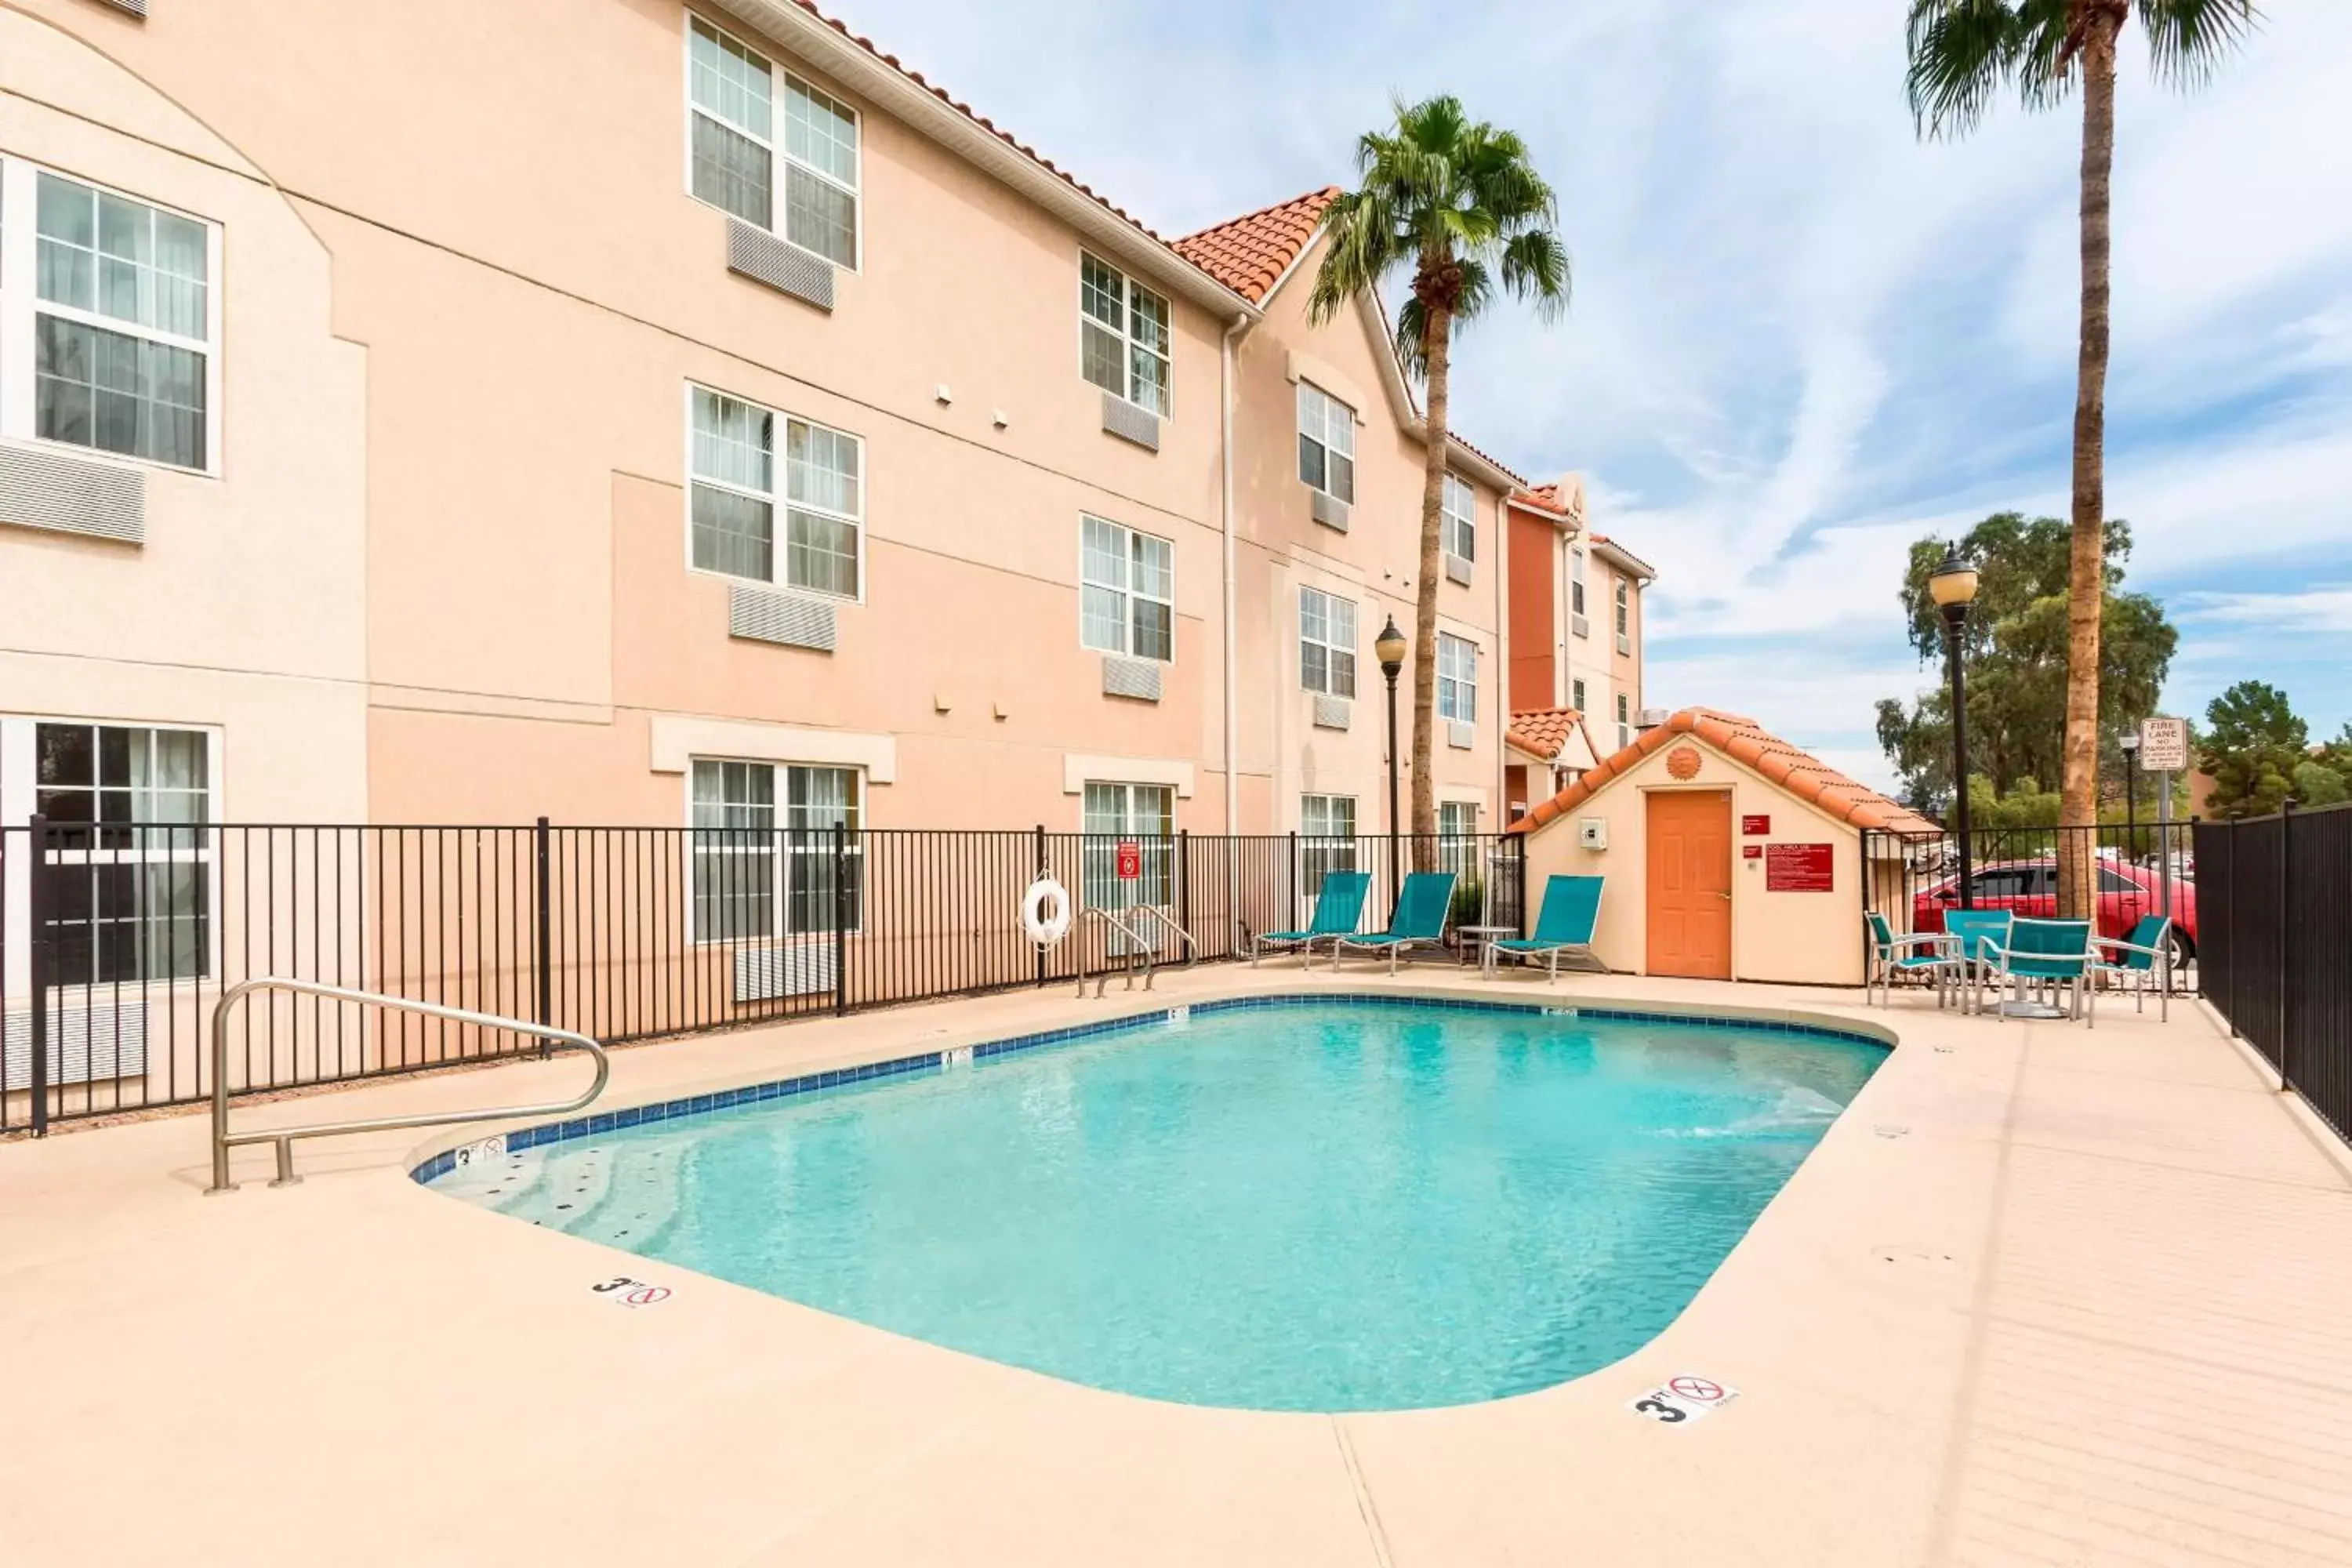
[1079,252,1170,416]
[1571,677,1588,715]
[1438,633,1477,724]
[687,16,859,267]
[1300,793,1358,897]
[688,386,862,597]
[20,723,212,985]
[1080,514,1173,661]
[0,164,216,470]
[1082,781,1174,920]
[1442,474,1475,567]
[1616,694,1632,750]
[1614,578,1632,652]
[1298,587,1356,697]
[1439,801,1478,837]
[689,760,861,942]
[1436,800,1480,882]
[1296,381,1355,502]
[1570,548,1588,623]
[2097,866,2140,894]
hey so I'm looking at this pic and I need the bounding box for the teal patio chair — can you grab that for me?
[1250,870,1371,967]
[1941,909,2015,1016]
[1331,871,1457,975]
[2092,913,2173,1022]
[1864,910,1955,1008]
[1982,917,2096,1025]
[1490,875,1604,984]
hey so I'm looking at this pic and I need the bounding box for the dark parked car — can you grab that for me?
[1914,858,2196,965]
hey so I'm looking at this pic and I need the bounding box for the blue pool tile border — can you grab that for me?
[412,993,1886,1185]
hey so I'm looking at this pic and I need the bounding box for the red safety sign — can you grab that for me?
[590,1275,673,1309]
[1116,840,1142,880]
[1668,1375,1725,1403]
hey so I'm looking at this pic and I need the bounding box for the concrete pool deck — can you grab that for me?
[3,967,2350,1566]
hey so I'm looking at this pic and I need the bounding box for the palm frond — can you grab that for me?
[1499,230,1571,321]
[1393,294,1430,382]
[1906,0,2029,137]
[2139,0,2260,89]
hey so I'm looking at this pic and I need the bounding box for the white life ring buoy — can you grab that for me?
[1022,876,1073,947]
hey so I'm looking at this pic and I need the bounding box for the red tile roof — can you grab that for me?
[1512,708,1940,837]
[1512,483,1570,515]
[1507,707,1587,762]
[1171,189,1340,303]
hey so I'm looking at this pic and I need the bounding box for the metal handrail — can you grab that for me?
[206,977,608,1194]
[1131,905,1199,967]
[1079,907,1156,997]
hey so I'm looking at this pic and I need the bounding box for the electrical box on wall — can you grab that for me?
[1577,818,1609,850]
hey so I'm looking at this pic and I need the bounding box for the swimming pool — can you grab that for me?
[425,997,1886,1412]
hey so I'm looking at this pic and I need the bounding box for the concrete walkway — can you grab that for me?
[2,967,2347,1566]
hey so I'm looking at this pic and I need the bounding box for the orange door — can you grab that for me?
[1646,791,1733,978]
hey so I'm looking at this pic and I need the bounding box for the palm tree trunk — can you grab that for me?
[1410,303,1453,851]
[2057,9,2119,920]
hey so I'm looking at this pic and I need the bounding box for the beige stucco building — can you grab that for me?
[0,0,1595,858]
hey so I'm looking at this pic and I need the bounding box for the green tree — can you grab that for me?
[2200,680,2307,818]
[1876,512,2176,811]
[1907,0,2259,913]
[1309,95,1569,837]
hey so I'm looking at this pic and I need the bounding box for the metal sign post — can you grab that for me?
[2140,716,2188,921]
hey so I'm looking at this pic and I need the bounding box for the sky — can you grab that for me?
[840,0,2351,789]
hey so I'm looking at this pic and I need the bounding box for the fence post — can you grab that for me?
[533,816,553,1056]
[2221,818,2237,1034]
[2278,800,2293,1093]
[1033,824,1047,989]
[1287,830,1298,934]
[832,823,848,1018]
[26,815,49,1136]
[1177,829,1192,951]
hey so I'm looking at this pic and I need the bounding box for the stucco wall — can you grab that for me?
[1518,739,1869,986]
[0,13,370,825]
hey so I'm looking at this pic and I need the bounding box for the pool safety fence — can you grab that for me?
[2194,803,2352,1144]
[0,820,1526,1133]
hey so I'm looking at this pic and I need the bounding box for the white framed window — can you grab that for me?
[2,719,216,987]
[0,160,220,473]
[1080,514,1174,662]
[1081,781,1174,918]
[1296,381,1354,502]
[687,384,862,598]
[1442,474,1475,569]
[1439,800,1478,837]
[1571,677,1587,714]
[1438,633,1478,724]
[1298,587,1356,697]
[685,15,860,268]
[1615,577,1632,654]
[1617,693,1632,750]
[688,758,861,942]
[1299,793,1358,897]
[1570,547,1588,625]
[1079,252,1171,416]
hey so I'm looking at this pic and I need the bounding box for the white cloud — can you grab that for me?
[2176,586,2352,636]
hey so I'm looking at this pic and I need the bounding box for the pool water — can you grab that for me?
[430,1000,1884,1411]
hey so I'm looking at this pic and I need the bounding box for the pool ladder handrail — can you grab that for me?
[1076,906,1196,997]
[205,976,608,1194]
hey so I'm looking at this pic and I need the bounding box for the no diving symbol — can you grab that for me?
[590,1275,673,1309]
[1629,1374,1739,1425]
[1668,1376,1723,1403]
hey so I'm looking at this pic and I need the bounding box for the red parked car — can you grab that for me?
[1914,858,2196,964]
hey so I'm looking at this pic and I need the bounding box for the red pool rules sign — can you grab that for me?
[1765,843,1835,892]
[1116,840,1142,880]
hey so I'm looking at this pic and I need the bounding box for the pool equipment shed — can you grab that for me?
[1510,709,1938,985]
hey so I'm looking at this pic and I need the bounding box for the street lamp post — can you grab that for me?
[1929,548,1980,910]
[1376,616,1409,908]
[2118,730,2141,866]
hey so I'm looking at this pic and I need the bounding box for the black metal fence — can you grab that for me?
[2197,803,2351,1142]
[1858,819,2199,982]
[0,820,1524,1133]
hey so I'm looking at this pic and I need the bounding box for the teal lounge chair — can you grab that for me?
[1983,917,2096,1025]
[1251,870,1371,967]
[1941,909,2015,1015]
[2092,913,2172,1021]
[1331,871,1457,975]
[1865,910,1957,1008]
[1490,875,1604,984]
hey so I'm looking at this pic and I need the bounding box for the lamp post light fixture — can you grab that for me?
[2118,729,2141,866]
[1927,546,1980,909]
[1375,615,1409,906]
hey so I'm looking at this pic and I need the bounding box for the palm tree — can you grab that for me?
[1906,0,2256,915]
[1308,95,1569,840]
